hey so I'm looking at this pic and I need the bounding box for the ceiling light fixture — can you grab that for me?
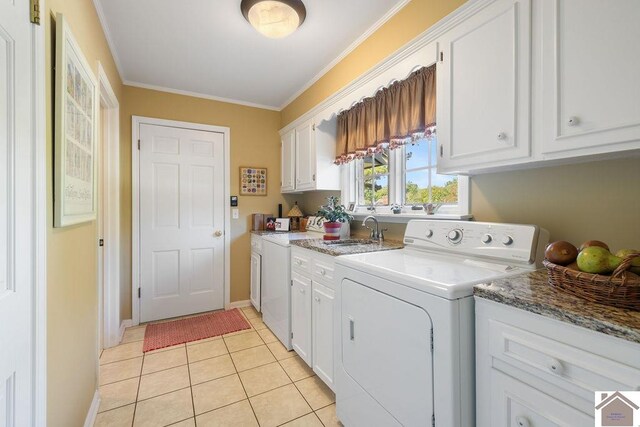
[240,0,306,39]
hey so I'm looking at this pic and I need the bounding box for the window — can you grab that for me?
[343,136,468,216]
[357,148,390,206]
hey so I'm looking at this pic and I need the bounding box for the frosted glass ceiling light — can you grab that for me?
[241,0,306,39]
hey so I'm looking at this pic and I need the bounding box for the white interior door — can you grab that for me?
[0,0,37,424]
[139,123,225,322]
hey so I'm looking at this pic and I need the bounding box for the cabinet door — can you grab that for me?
[437,0,532,173]
[489,369,593,427]
[295,120,316,191]
[250,252,261,312]
[281,130,295,192]
[291,272,312,365]
[541,0,640,156]
[312,282,335,391]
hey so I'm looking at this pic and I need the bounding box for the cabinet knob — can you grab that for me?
[568,116,580,126]
[320,268,326,276]
[295,259,302,265]
[547,358,564,375]
[497,132,507,141]
[214,230,223,237]
[515,416,530,427]
[299,288,305,294]
[314,296,320,302]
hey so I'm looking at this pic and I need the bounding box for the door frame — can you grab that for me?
[96,62,121,347]
[131,116,231,326]
[33,0,47,423]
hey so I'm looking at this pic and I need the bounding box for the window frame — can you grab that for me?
[341,139,470,218]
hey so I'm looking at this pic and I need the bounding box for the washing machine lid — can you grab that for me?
[336,249,531,299]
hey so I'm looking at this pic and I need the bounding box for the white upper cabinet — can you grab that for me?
[437,0,532,174]
[295,120,315,191]
[540,0,640,157]
[281,130,295,192]
[281,113,340,193]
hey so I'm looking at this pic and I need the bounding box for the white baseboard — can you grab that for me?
[83,390,100,427]
[226,300,251,309]
[119,319,133,343]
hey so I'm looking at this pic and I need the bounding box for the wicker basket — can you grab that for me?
[544,253,640,311]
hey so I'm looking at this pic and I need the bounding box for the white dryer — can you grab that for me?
[334,220,549,427]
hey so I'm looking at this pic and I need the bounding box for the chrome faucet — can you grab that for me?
[362,215,386,241]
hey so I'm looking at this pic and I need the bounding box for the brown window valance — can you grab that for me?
[335,65,436,164]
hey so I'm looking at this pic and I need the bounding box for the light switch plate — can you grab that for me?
[232,208,239,219]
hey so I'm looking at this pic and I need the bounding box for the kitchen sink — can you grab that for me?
[322,239,379,246]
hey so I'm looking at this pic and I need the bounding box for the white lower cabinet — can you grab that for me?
[312,282,335,389]
[490,369,593,427]
[476,298,640,427]
[291,272,312,365]
[291,247,336,391]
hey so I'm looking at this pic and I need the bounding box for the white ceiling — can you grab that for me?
[94,0,408,110]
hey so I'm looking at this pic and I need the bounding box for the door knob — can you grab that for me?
[214,230,223,237]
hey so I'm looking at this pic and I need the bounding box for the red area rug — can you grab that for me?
[143,308,251,352]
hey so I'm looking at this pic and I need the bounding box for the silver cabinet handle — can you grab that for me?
[568,116,579,126]
[497,132,507,141]
[214,230,223,237]
[349,318,355,341]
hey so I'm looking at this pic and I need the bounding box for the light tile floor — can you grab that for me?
[97,306,342,427]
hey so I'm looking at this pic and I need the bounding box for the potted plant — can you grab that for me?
[317,196,353,240]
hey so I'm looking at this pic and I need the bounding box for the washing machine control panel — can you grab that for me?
[405,220,549,265]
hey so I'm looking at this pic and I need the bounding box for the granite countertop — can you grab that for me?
[474,269,640,344]
[290,238,404,257]
[250,230,297,236]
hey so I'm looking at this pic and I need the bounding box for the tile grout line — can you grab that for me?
[130,347,146,427]
[220,330,261,426]
[183,344,197,426]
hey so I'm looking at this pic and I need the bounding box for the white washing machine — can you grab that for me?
[334,220,549,427]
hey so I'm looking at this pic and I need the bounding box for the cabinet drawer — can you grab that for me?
[489,319,640,400]
[312,259,335,286]
[250,234,262,254]
[489,368,593,427]
[291,252,311,275]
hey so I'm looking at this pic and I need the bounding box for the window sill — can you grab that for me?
[350,212,473,224]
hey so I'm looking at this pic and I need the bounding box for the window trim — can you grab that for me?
[340,144,470,218]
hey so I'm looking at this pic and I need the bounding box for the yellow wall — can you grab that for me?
[45,0,123,425]
[281,0,466,127]
[120,86,295,315]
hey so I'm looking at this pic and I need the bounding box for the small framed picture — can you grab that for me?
[240,167,267,196]
[274,218,290,232]
[347,202,356,212]
[265,217,276,231]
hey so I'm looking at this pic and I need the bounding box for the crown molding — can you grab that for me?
[278,0,411,110]
[279,0,491,134]
[92,0,125,82]
[123,80,282,111]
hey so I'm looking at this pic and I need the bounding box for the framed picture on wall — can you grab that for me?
[53,13,99,227]
[240,167,267,196]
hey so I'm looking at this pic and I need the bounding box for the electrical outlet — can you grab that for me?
[232,208,239,219]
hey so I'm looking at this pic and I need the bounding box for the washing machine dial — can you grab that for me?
[502,235,514,246]
[447,229,463,244]
[425,229,434,238]
[481,234,493,244]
